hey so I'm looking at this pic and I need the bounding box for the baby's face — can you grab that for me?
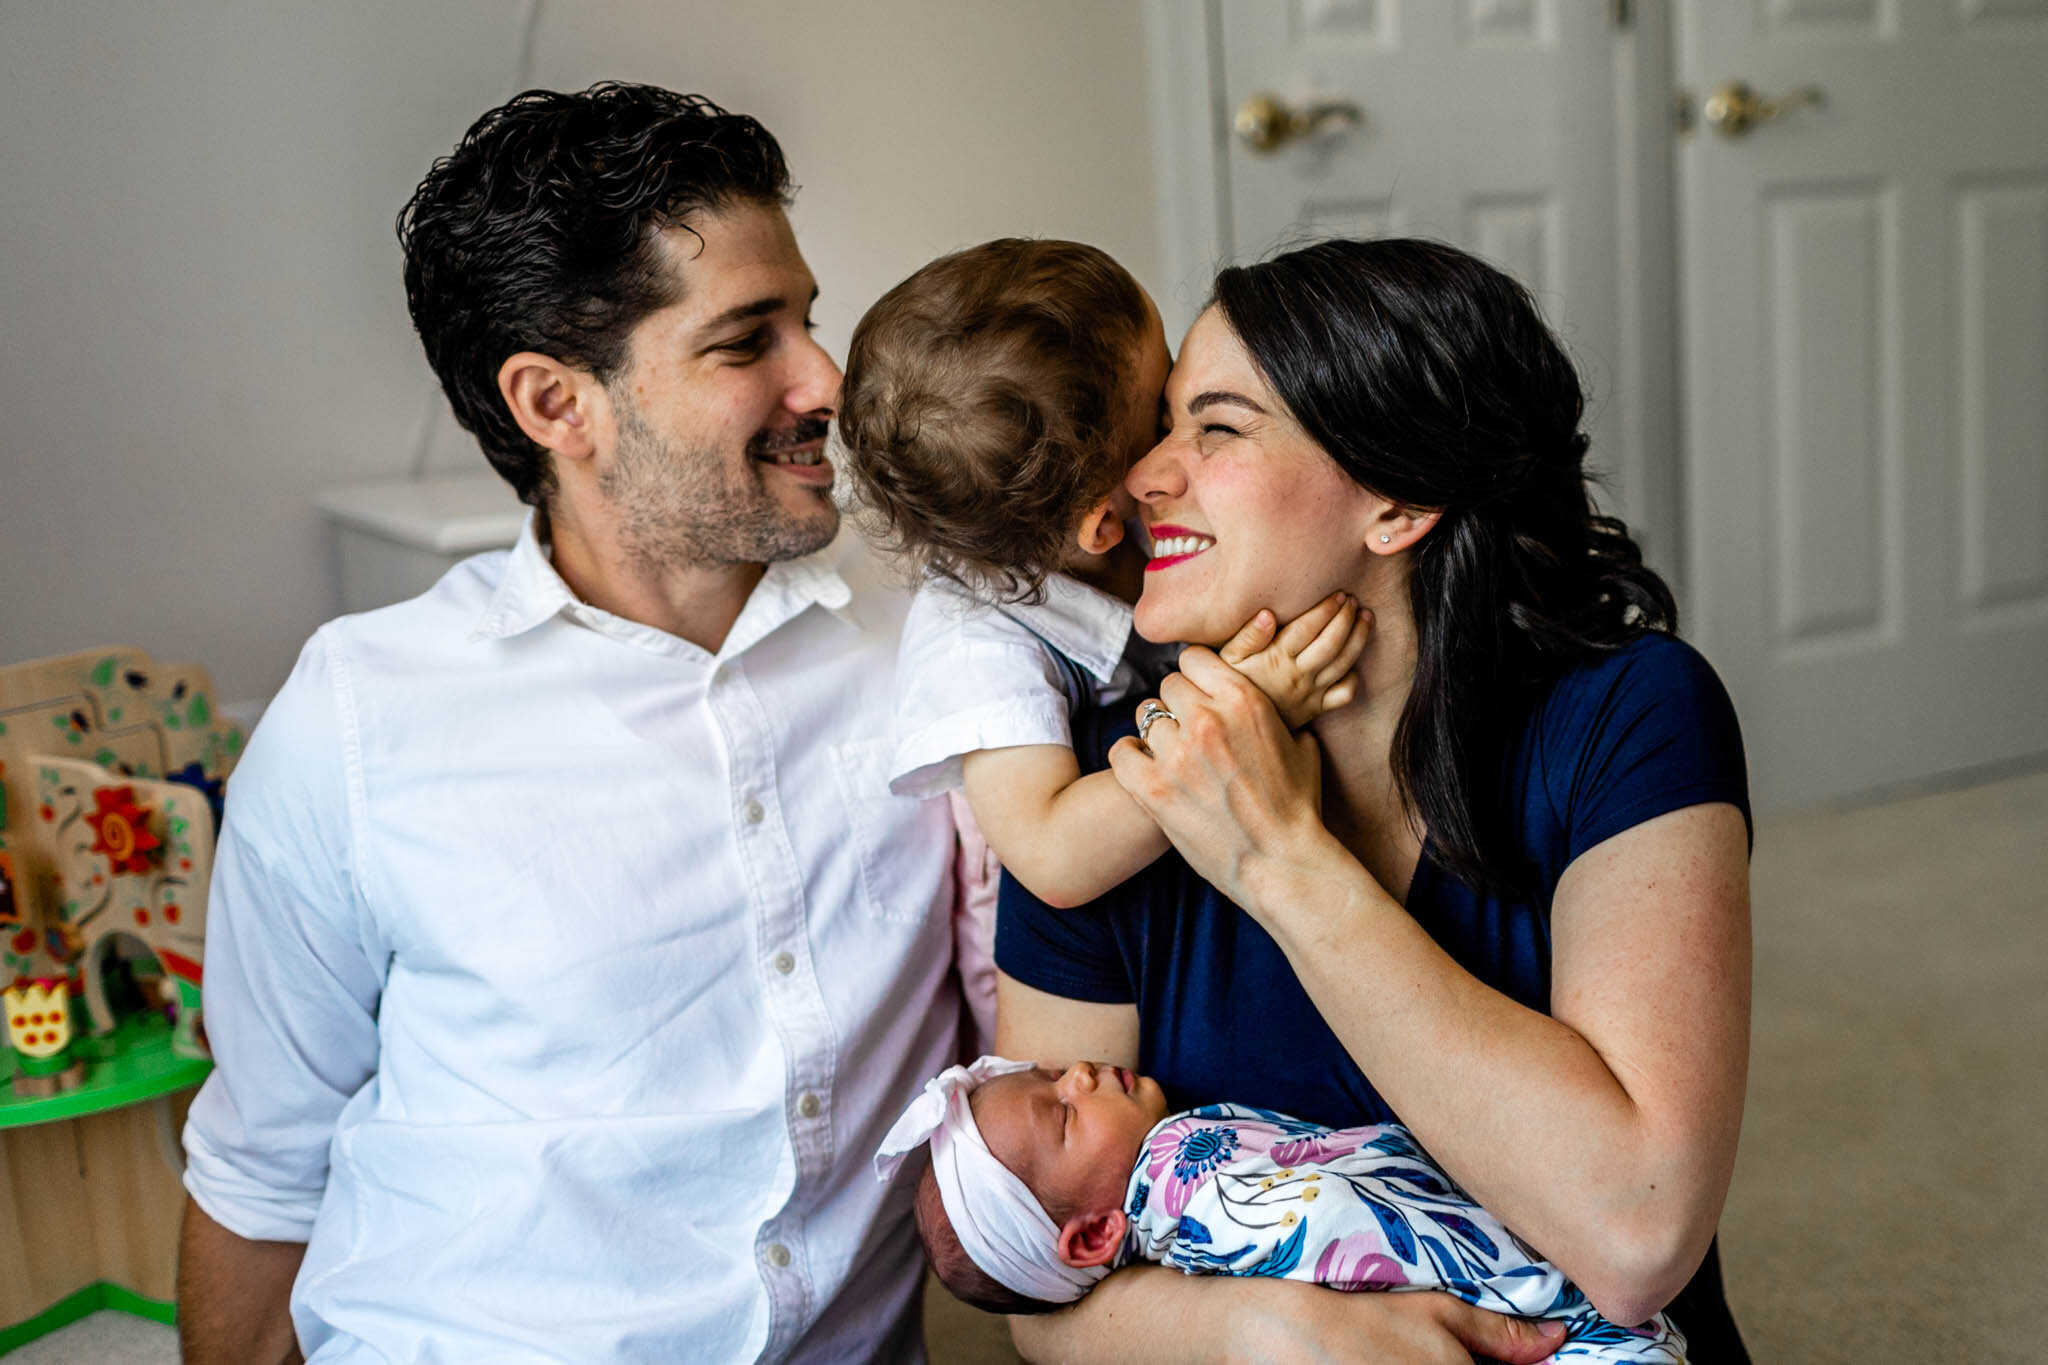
[974,1061,1170,1220]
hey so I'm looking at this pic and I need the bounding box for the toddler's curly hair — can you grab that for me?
[837,239,1151,604]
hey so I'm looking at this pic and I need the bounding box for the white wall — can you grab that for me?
[0,0,1163,701]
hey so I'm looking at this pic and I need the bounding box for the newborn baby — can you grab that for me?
[875,1057,1686,1364]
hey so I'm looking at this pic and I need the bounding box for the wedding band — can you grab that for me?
[1137,700,1178,744]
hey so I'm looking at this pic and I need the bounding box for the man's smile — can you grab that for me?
[753,419,834,480]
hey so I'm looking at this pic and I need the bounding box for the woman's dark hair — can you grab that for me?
[1211,238,1678,896]
[397,82,793,507]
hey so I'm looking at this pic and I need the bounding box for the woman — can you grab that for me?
[994,239,1751,1363]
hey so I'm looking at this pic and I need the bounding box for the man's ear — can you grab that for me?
[497,351,605,465]
[1074,499,1126,557]
[1055,1208,1127,1269]
[1366,505,1442,555]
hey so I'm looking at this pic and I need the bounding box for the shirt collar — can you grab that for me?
[996,573,1137,684]
[469,512,855,656]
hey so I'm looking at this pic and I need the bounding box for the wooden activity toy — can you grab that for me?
[4,978,82,1098]
[0,646,244,1343]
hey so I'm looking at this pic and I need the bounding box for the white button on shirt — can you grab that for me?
[183,516,958,1364]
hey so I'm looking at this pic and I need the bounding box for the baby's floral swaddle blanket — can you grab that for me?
[1117,1104,1687,1364]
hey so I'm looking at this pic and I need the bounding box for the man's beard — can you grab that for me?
[600,400,838,575]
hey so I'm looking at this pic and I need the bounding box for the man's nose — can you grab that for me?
[788,333,843,416]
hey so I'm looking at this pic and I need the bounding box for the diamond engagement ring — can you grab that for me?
[1137,699,1178,744]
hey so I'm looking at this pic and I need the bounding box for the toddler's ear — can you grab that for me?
[1055,1208,1128,1269]
[1074,499,1126,557]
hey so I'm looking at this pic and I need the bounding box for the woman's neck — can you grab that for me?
[1310,577,1427,895]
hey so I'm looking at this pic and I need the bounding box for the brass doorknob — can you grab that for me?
[1234,92,1364,153]
[1701,81,1825,138]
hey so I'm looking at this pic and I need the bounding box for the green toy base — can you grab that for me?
[0,1011,209,1129]
[0,1280,175,1353]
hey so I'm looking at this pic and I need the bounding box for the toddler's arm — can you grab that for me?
[1216,591,1368,729]
[963,594,1364,910]
[963,746,1165,910]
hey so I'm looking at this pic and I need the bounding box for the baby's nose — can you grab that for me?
[1059,1062,1099,1097]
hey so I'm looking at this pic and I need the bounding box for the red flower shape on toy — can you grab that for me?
[87,785,161,876]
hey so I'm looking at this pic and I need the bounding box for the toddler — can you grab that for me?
[838,240,1363,1041]
[875,1057,1687,1364]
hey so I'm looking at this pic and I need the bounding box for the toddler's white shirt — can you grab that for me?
[888,573,1173,797]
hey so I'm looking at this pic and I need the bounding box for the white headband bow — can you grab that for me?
[874,1055,1107,1305]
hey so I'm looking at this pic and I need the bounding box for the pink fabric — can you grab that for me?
[947,789,1001,1055]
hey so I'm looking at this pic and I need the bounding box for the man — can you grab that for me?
[177,84,959,1363]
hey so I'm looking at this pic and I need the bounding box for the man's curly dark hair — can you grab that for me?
[397,82,793,507]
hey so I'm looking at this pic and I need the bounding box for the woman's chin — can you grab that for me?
[1134,594,1278,651]
[1130,598,1177,645]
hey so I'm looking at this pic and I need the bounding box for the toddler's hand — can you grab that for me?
[1217,592,1369,730]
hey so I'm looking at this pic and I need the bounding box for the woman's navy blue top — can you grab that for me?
[995,632,1753,1360]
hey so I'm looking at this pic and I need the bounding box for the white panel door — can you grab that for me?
[1678,2,2048,807]
[1211,1,1663,543]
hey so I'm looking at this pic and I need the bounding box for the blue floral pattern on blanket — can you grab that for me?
[1117,1104,1687,1364]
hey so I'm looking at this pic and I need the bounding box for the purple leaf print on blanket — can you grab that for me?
[1268,1125,1374,1168]
[1314,1233,1412,1291]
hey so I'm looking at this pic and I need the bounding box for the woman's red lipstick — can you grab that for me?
[1145,523,1213,572]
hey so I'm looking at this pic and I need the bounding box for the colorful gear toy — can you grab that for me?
[86,785,161,876]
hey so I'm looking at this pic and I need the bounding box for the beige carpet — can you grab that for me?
[1717,765,2048,1363]
[928,765,2048,1363]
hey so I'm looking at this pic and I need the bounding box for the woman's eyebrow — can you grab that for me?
[1187,389,1268,415]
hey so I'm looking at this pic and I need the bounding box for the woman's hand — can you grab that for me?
[1235,1286,1568,1365]
[1109,644,1344,914]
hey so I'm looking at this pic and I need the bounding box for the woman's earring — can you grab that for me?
[1379,533,1392,544]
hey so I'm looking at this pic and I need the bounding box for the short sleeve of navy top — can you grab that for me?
[996,632,1753,1350]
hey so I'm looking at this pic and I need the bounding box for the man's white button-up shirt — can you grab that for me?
[183,516,959,1364]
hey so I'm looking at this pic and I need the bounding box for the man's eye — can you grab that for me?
[716,330,769,358]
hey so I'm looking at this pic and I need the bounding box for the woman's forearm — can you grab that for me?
[1010,1266,1238,1364]
[1010,1266,1568,1365]
[1242,812,1749,1325]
